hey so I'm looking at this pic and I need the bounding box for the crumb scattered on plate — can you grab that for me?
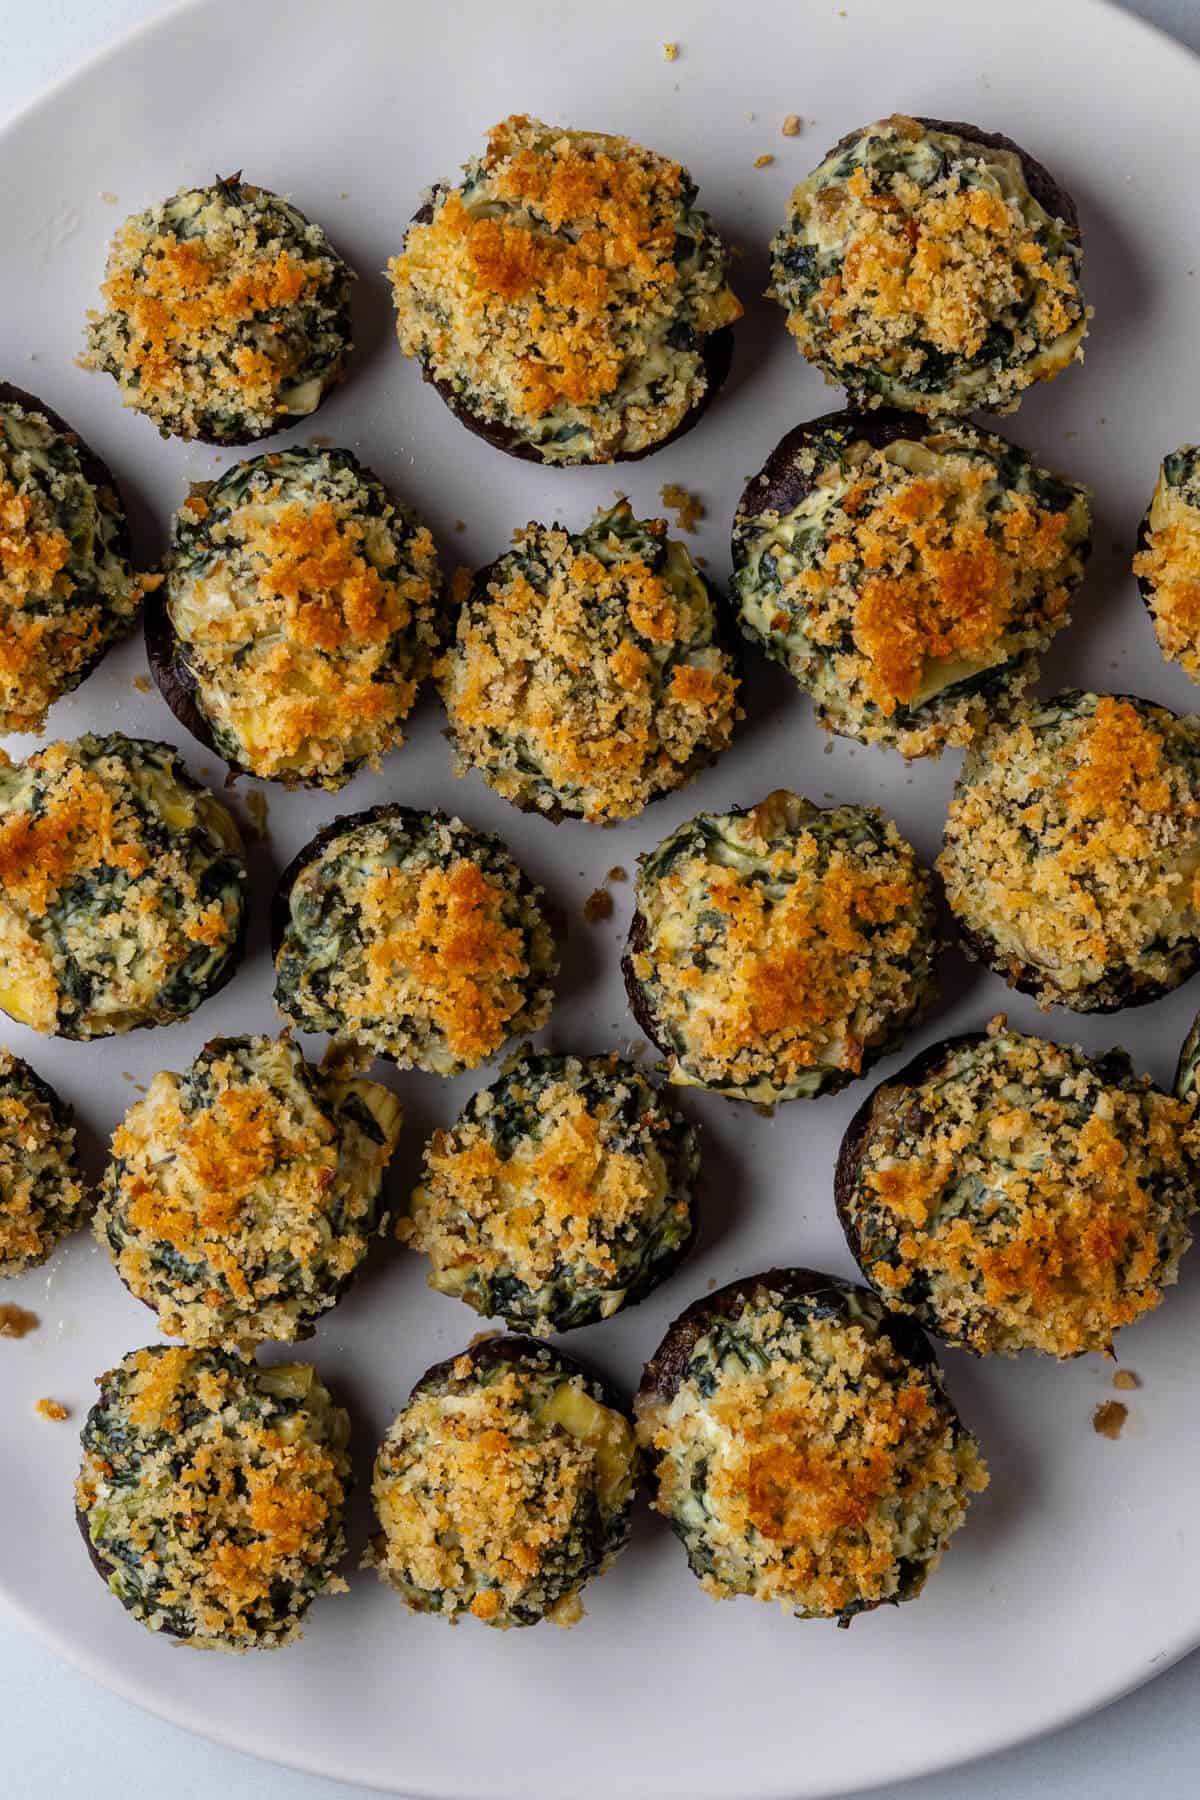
[662,41,679,60]
[753,153,775,169]
[660,482,705,533]
[99,191,118,204]
[1112,1369,1141,1392]
[0,1304,39,1339]
[584,886,614,924]
[607,865,628,883]
[132,674,151,693]
[782,114,802,136]
[1092,1400,1128,1440]
[35,1397,68,1421]
[454,518,466,533]
[244,789,270,842]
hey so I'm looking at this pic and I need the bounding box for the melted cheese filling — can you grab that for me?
[167,451,441,787]
[0,736,245,1038]
[0,1050,85,1276]
[938,695,1200,1000]
[401,1051,693,1330]
[1134,450,1200,682]
[770,114,1087,413]
[631,791,936,1101]
[852,1026,1196,1356]
[275,814,557,1075]
[636,1300,986,1616]
[735,429,1089,756]
[368,1355,635,1628]
[0,404,141,732]
[390,115,741,462]
[440,505,738,819]
[82,183,352,440]
[97,1035,402,1349]
[76,1348,350,1651]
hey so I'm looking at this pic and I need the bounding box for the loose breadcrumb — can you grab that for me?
[35,1397,68,1420]
[754,154,776,169]
[1092,1400,1127,1439]
[131,675,152,693]
[659,483,706,534]
[663,41,679,61]
[607,865,628,882]
[583,887,615,924]
[782,115,803,137]
[0,1304,39,1338]
[1112,1368,1141,1392]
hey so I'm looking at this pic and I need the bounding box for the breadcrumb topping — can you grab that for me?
[1134,447,1200,683]
[166,449,442,787]
[275,811,557,1076]
[82,180,354,442]
[847,1027,1197,1356]
[0,401,141,733]
[77,1347,350,1651]
[97,1035,402,1349]
[367,1349,636,1628]
[440,504,738,822]
[35,1396,68,1420]
[938,693,1200,1006]
[735,423,1090,755]
[770,115,1087,413]
[637,1291,985,1617]
[390,116,741,462]
[0,735,245,1038]
[630,790,938,1102]
[400,1048,698,1333]
[0,1049,86,1277]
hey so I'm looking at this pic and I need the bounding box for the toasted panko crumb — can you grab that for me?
[35,1397,68,1420]
[782,115,803,137]
[1092,1400,1128,1439]
[607,865,628,882]
[132,675,152,693]
[659,483,706,534]
[754,154,776,169]
[583,887,614,924]
[0,1305,39,1338]
[663,41,679,60]
[1112,1368,1140,1392]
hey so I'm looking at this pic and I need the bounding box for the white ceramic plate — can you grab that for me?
[2,0,1199,1794]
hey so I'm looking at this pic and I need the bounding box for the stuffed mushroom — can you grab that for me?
[76,1346,351,1650]
[150,448,443,788]
[399,1045,699,1333]
[1133,446,1200,682]
[272,804,558,1074]
[389,114,741,465]
[636,1269,987,1622]
[732,409,1091,756]
[439,501,739,821]
[769,114,1088,415]
[365,1334,638,1628]
[0,733,246,1039]
[0,383,143,734]
[0,1049,88,1277]
[81,176,354,444]
[623,789,940,1103]
[938,690,1200,1010]
[836,1023,1197,1357]
[96,1034,403,1350]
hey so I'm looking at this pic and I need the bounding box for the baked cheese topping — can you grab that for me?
[847,1025,1197,1356]
[390,115,741,463]
[0,1050,87,1277]
[1134,447,1200,682]
[400,1046,699,1333]
[938,692,1200,1006]
[0,401,142,733]
[636,1288,986,1619]
[629,790,938,1102]
[366,1347,637,1628]
[96,1035,402,1349]
[0,734,245,1039]
[769,115,1088,414]
[76,1348,350,1651]
[165,449,442,787]
[274,810,557,1075]
[440,502,738,820]
[82,179,354,443]
[733,421,1090,756]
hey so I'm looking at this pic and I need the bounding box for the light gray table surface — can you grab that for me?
[2,1,1198,1795]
